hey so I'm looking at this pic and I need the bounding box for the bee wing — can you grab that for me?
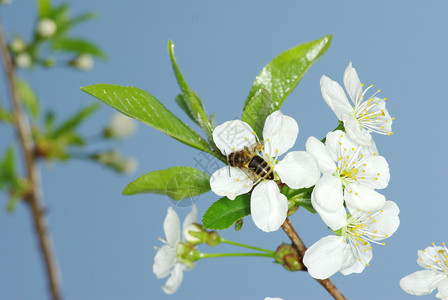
[240,167,259,182]
[246,141,264,154]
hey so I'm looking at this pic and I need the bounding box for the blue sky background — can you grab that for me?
[1,1,448,299]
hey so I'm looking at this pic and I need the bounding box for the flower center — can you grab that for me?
[423,243,448,274]
[352,84,394,136]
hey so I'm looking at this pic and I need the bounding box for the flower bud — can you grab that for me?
[10,37,27,53]
[205,231,221,247]
[274,243,305,272]
[183,223,207,245]
[104,113,137,139]
[70,54,94,71]
[37,18,57,38]
[92,151,138,174]
[15,53,32,68]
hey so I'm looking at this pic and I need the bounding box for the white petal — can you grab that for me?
[262,111,298,157]
[275,151,320,189]
[400,270,445,296]
[153,245,177,279]
[324,130,349,162]
[182,204,197,234]
[344,184,386,212]
[213,120,256,155]
[341,114,373,146]
[303,235,353,279]
[250,181,288,232]
[164,207,180,247]
[162,263,184,294]
[305,136,336,174]
[436,278,448,299]
[339,242,372,275]
[320,75,352,120]
[364,201,400,241]
[312,175,344,212]
[359,155,390,190]
[343,62,363,106]
[210,167,253,200]
[311,191,347,231]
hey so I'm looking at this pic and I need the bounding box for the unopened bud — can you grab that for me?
[10,37,27,53]
[205,231,221,247]
[274,243,305,272]
[37,18,57,38]
[92,151,138,174]
[104,113,137,139]
[183,223,206,245]
[70,54,94,71]
[15,53,32,68]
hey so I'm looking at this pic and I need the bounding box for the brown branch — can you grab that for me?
[282,218,346,300]
[0,18,62,300]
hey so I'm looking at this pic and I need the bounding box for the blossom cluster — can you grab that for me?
[153,62,399,294]
[209,62,399,278]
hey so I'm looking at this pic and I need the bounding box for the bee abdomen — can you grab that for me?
[248,156,274,180]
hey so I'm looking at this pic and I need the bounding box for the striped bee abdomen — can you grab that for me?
[248,155,274,180]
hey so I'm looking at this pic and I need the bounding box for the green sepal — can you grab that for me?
[123,166,210,201]
[244,35,332,111]
[281,186,315,214]
[241,88,274,139]
[81,84,215,155]
[202,194,251,230]
[168,41,212,137]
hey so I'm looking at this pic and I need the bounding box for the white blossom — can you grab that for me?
[306,130,389,230]
[15,53,32,68]
[210,111,319,232]
[320,62,393,146]
[153,205,197,294]
[400,243,448,299]
[303,201,399,279]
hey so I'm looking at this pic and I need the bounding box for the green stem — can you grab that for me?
[221,238,275,254]
[199,252,274,259]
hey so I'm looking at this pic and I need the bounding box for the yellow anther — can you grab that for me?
[233,147,235,150]
[378,89,381,92]
[237,179,240,181]
[375,178,378,180]
[339,142,342,145]
[367,263,370,266]
[154,246,158,250]
[384,97,387,100]
[245,185,248,187]
[352,148,355,150]
[373,153,377,156]
[358,258,361,261]
[267,138,270,141]
[370,84,373,87]
[245,137,248,140]
[275,149,278,152]
[341,134,343,137]
[364,164,366,166]
[392,117,395,120]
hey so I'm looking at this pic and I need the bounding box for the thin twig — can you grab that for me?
[282,218,346,300]
[0,18,62,300]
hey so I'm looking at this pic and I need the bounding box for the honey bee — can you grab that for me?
[227,141,274,181]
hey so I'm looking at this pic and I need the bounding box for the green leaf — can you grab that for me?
[18,80,40,120]
[38,0,52,18]
[175,94,199,126]
[52,103,100,138]
[48,3,70,25]
[281,186,315,214]
[81,84,214,154]
[68,12,98,27]
[51,38,105,58]
[202,194,251,230]
[0,107,13,123]
[244,35,332,111]
[241,88,274,139]
[0,147,16,190]
[168,41,212,136]
[123,167,210,201]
